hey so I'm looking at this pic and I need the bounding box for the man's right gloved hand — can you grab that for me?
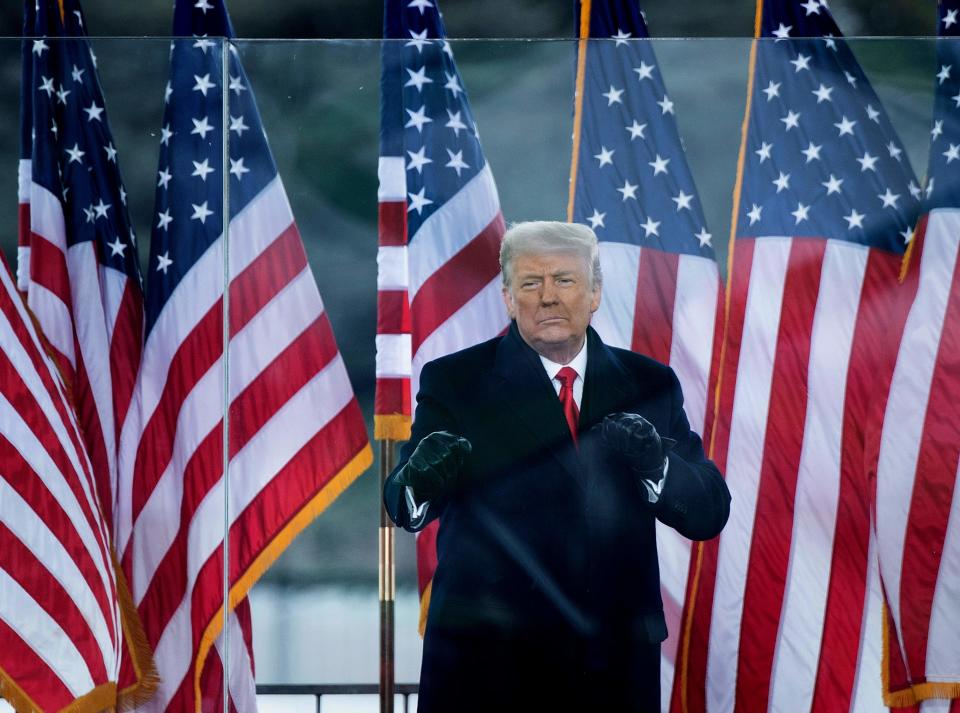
[394,430,472,502]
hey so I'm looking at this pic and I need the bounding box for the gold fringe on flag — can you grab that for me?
[417,580,433,638]
[0,669,118,713]
[115,554,160,710]
[881,601,960,707]
[375,414,412,442]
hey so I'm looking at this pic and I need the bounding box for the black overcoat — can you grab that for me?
[384,323,730,713]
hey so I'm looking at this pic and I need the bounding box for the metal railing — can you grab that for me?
[256,684,419,713]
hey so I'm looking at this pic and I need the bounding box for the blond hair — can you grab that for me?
[499,221,602,289]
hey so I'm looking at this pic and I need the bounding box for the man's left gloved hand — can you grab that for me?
[600,412,677,483]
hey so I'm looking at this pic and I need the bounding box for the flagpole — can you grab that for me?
[379,439,396,713]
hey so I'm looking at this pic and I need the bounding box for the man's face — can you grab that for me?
[502,250,601,362]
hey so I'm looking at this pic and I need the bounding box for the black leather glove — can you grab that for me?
[394,430,472,502]
[600,412,676,482]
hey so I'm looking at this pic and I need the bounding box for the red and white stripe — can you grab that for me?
[375,155,412,432]
[875,209,960,707]
[17,159,32,292]
[376,141,507,628]
[18,163,143,539]
[118,177,371,712]
[591,242,722,709]
[198,599,258,713]
[0,261,123,712]
[592,244,721,437]
[376,157,508,426]
[676,236,911,713]
[376,160,507,431]
[405,164,506,399]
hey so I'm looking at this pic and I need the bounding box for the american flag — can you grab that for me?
[377,0,508,632]
[568,1,722,709]
[18,0,156,703]
[115,0,372,710]
[874,1,960,708]
[0,259,125,712]
[675,1,922,712]
[19,0,143,543]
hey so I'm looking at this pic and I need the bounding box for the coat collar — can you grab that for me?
[580,326,639,432]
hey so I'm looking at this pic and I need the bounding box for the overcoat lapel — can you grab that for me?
[492,323,582,488]
[579,326,638,432]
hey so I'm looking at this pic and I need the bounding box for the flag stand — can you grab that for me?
[379,439,396,713]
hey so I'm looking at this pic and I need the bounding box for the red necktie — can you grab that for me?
[555,366,580,446]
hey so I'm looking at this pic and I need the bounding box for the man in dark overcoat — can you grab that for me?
[384,221,730,713]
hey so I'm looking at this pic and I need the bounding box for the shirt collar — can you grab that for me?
[539,338,588,381]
